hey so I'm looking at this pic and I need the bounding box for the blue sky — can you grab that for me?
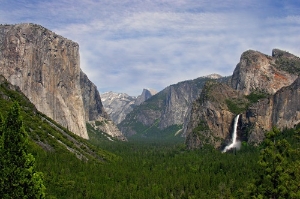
[1,0,300,96]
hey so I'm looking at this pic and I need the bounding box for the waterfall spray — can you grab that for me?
[222,114,240,153]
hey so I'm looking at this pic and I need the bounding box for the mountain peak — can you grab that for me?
[204,74,222,79]
[135,88,157,105]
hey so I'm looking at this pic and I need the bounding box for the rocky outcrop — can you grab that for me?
[231,50,298,95]
[0,23,123,140]
[119,75,222,137]
[88,118,127,141]
[185,49,300,149]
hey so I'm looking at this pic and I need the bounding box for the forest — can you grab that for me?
[24,125,300,198]
[0,79,299,198]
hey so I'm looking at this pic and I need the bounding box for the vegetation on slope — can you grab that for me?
[0,76,116,197]
[273,50,300,75]
[226,91,269,115]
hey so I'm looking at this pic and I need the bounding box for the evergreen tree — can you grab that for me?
[0,114,4,195]
[0,102,45,198]
[249,127,300,199]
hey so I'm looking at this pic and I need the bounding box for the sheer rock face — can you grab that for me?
[80,70,109,121]
[0,23,88,138]
[185,49,300,149]
[0,23,122,140]
[231,50,298,95]
[245,76,300,144]
[80,74,125,140]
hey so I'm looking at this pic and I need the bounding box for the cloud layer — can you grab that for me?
[1,0,300,95]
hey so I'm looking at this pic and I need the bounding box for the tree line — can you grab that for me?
[0,102,299,198]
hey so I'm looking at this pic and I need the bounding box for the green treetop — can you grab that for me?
[249,127,300,199]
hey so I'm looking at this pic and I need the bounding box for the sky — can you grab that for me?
[1,0,300,96]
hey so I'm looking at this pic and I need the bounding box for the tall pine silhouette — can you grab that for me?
[0,102,45,198]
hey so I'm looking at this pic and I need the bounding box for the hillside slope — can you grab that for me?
[0,74,114,161]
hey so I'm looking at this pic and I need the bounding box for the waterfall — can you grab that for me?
[222,114,240,153]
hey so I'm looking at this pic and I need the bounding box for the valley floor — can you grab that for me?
[32,136,263,198]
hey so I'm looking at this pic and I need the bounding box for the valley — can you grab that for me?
[0,23,299,198]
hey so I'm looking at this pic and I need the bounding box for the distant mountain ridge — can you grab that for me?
[101,88,157,124]
[118,74,224,138]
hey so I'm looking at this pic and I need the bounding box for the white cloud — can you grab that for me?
[1,1,300,96]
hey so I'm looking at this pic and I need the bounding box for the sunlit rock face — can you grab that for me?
[231,50,298,95]
[0,23,124,140]
[101,92,137,125]
[135,88,157,106]
[0,23,88,138]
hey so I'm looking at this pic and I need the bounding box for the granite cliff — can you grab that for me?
[245,76,300,144]
[0,23,123,140]
[185,49,300,149]
[119,75,223,138]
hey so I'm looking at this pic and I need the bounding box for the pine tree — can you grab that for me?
[0,102,45,198]
[249,127,300,199]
